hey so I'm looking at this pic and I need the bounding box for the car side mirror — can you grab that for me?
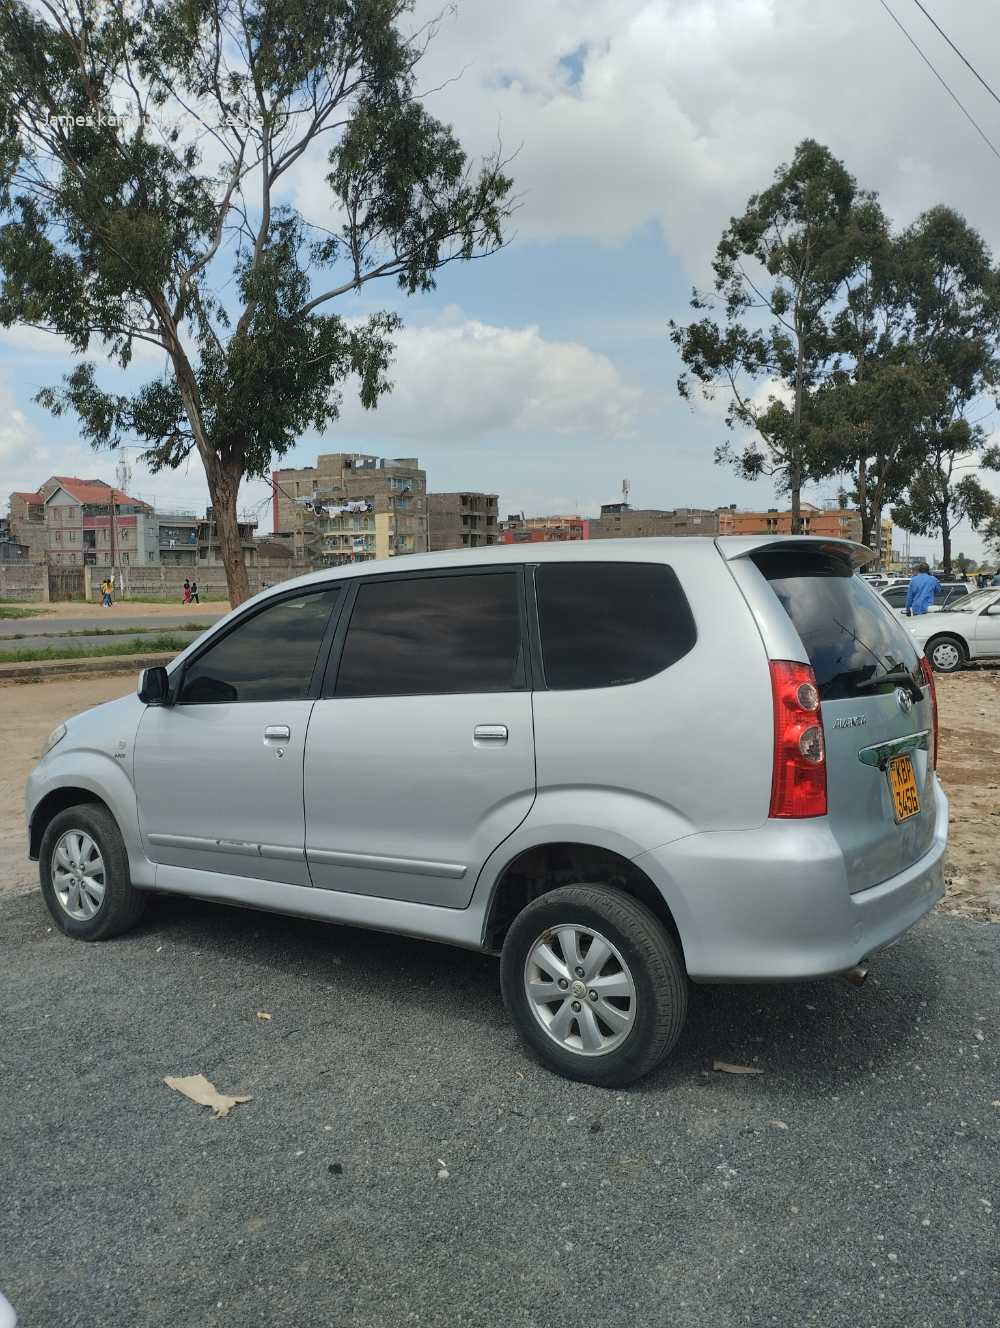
[138,665,171,705]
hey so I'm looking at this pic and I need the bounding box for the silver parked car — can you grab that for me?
[904,586,1000,672]
[26,537,947,1086]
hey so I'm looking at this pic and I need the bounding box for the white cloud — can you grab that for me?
[337,310,642,442]
[383,0,1000,268]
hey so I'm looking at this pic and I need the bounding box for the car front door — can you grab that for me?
[134,586,341,885]
[970,593,1000,658]
[303,568,536,908]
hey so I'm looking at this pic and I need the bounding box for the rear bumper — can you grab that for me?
[633,781,948,982]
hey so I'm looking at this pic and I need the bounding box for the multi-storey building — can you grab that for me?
[427,492,499,550]
[589,504,721,539]
[716,502,892,564]
[42,477,154,567]
[500,513,590,543]
[7,490,48,561]
[271,453,428,564]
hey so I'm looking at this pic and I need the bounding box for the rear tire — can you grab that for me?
[39,804,147,941]
[500,884,687,1087]
[925,635,966,674]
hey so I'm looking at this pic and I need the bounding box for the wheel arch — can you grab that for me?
[29,787,109,859]
[482,840,685,962]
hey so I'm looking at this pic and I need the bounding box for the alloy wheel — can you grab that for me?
[523,924,637,1057]
[52,830,106,921]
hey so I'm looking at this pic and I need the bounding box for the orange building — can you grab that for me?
[716,503,891,563]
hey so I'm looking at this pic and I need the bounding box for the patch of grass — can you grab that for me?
[1,622,207,641]
[0,635,191,665]
[111,594,230,604]
[0,606,45,620]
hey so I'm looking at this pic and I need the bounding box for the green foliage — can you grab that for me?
[0,0,514,601]
[670,140,866,524]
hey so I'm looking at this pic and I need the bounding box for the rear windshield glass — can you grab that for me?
[753,551,922,701]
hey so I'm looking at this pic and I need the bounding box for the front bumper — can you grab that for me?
[633,782,948,982]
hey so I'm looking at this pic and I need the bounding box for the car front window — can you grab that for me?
[947,589,1000,613]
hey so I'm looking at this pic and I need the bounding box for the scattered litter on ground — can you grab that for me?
[769,1119,789,1129]
[712,1061,764,1075]
[256,1011,272,1021]
[328,1163,343,1176]
[436,1157,449,1181]
[163,1073,251,1118]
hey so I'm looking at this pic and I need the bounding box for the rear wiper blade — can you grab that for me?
[855,668,922,702]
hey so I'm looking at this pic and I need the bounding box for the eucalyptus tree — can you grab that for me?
[0,0,513,602]
[670,140,862,531]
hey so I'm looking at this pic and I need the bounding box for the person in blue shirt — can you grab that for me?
[905,562,941,615]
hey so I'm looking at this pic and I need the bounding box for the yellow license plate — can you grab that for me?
[887,754,920,823]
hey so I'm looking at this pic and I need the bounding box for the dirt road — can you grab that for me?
[1,669,997,920]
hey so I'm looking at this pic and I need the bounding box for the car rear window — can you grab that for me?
[535,562,696,689]
[753,551,922,701]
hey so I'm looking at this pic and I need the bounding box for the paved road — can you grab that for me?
[1,894,996,1328]
[0,614,222,639]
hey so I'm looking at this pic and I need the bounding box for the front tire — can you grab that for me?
[500,884,687,1087]
[39,803,147,941]
[925,634,966,673]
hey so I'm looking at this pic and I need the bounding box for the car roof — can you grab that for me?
[246,534,871,601]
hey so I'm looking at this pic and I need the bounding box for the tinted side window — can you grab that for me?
[334,572,521,697]
[882,586,907,607]
[178,589,339,703]
[535,563,696,689]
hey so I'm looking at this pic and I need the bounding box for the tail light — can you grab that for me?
[769,660,827,818]
[919,655,939,769]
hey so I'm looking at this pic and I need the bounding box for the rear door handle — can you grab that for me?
[264,725,291,742]
[474,724,508,744]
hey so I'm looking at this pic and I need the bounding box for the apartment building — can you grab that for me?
[271,453,428,564]
[716,503,892,564]
[42,477,155,567]
[7,491,47,561]
[427,492,499,550]
[589,504,721,539]
[501,513,590,543]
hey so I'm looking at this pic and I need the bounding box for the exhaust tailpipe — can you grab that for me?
[841,963,869,988]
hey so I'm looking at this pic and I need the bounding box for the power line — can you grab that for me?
[909,0,1000,112]
[879,0,1000,167]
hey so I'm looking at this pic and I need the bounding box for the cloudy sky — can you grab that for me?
[4,0,1000,559]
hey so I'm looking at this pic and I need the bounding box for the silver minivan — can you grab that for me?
[26,536,947,1086]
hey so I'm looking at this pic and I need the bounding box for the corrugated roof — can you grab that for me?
[10,491,44,503]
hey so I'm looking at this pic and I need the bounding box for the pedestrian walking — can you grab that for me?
[904,562,941,616]
[190,579,200,604]
[100,577,112,608]
[182,578,192,605]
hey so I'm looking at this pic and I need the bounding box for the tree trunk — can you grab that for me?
[791,330,804,534]
[208,463,251,606]
[940,507,952,578]
[857,454,871,553]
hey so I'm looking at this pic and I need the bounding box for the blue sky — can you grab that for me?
[4,0,1000,562]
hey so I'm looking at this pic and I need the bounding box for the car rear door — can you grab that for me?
[739,543,938,893]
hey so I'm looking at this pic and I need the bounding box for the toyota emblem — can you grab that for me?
[896,687,913,713]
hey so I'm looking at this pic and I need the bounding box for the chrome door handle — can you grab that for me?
[474,724,508,743]
[264,725,291,742]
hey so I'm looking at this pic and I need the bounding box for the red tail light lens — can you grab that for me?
[769,660,827,818]
[919,655,938,769]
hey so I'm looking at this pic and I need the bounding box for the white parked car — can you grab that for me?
[906,587,1000,672]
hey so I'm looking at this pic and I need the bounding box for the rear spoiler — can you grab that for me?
[715,535,876,571]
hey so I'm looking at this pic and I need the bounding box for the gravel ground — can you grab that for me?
[0,892,996,1328]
